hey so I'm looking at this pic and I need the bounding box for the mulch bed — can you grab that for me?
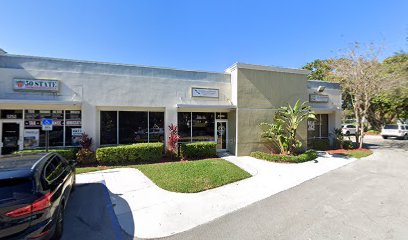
[326,148,371,154]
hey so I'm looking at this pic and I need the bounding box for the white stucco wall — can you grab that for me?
[0,54,231,149]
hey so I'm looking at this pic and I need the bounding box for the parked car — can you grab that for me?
[0,152,76,240]
[342,124,356,136]
[381,124,408,140]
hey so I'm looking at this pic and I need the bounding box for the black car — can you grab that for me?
[0,152,76,240]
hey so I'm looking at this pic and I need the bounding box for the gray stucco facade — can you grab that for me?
[0,51,341,156]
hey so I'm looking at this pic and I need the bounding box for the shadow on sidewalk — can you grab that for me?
[62,182,134,240]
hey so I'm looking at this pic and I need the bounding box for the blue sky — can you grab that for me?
[1,0,407,72]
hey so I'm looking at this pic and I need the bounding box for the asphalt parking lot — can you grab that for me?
[165,136,408,240]
[62,183,124,240]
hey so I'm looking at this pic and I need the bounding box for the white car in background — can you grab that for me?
[342,124,356,136]
[381,124,408,140]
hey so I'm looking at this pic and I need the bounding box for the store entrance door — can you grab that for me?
[1,122,20,155]
[215,120,228,151]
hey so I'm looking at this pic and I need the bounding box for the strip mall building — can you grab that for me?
[0,49,341,156]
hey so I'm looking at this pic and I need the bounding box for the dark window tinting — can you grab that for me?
[149,112,165,142]
[100,111,118,145]
[384,125,398,130]
[192,112,214,142]
[119,111,148,144]
[177,112,191,142]
[0,178,33,203]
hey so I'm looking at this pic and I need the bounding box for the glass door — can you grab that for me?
[215,120,228,151]
[1,122,20,154]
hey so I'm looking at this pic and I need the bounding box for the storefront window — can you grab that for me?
[149,112,165,142]
[1,110,23,119]
[23,110,81,148]
[119,111,148,144]
[65,110,82,146]
[100,110,165,145]
[49,126,64,146]
[215,112,228,120]
[192,112,214,142]
[177,112,191,142]
[178,112,218,143]
[100,111,118,145]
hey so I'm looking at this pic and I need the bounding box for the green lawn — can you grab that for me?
[76,159,251,193]
[343,150,373,158]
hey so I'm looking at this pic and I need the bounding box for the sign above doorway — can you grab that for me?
[192,88,219,98]
[13,79,59,92]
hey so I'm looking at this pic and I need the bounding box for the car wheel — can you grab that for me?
[53,205,65,240]
[382,136,388,139]
[346,131,350,136]
[404,134,408,140]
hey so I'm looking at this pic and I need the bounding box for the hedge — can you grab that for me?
[180,142,217,159]
[96,143,163,165]
[14,148,77,160]
[250,150,318,163]
[310,138,330,150]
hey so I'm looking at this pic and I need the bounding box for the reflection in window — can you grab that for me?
[119,111,148,144]
[149,112,165,142]
[177,112,191,143]
[192,112,214,142]
[178,112,216,143]
[100,111,117,145]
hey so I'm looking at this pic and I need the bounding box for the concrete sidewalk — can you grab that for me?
[76,154,357,239]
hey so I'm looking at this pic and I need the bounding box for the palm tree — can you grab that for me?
[276,100,316,155]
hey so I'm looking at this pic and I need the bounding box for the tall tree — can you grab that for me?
[367,53,408,129]
[330,43,406,148]
[302,59,334,80]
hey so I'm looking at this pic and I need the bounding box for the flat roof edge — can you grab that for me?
[226,62,310,75]
[1,53,227,75]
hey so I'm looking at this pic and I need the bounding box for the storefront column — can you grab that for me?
[165,106,178,149]
[81,102,97,150]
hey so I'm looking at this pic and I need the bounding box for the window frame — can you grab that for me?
[99,110,165,146]
[177,112,228,143]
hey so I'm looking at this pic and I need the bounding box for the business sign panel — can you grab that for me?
[13,79,59,92]
[309,94,329,103]
[192,88,219,98]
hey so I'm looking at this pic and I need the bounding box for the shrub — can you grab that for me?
[310,138,330,150]
[166,124,180,159]
[250,150,318,163]
[342,140,354,150]
[14,148,76,160]
[76,133,96,165]
[180,142,217,159]
[96,143,163,165]
[76,148,96,165]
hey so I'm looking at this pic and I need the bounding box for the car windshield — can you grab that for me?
[0,178,33,204]
[384,125,399,130]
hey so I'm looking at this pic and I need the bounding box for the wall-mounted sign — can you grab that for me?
[24,129,39,148]
[13,79,59,92]
[192,88,219,98]
[309,94,329,103]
